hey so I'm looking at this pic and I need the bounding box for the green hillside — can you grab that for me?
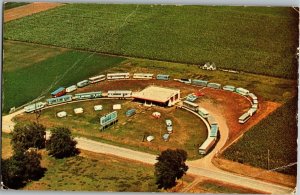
[4,4,299,78]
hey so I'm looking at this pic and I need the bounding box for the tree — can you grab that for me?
[154,149,188,189]
[11,122,46,151]
[46,127,79,158]
[1,150,45,189]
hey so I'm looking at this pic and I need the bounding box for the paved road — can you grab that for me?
[76,137,293,194]
[2,103,294,194]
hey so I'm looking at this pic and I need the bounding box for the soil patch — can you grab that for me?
[4,2,64,22]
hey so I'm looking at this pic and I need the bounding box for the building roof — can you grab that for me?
[133,86,180,103]
[51,87,65,95]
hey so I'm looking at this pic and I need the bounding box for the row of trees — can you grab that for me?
[2,123,78,189]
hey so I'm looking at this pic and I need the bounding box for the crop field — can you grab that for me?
[2,41,125,113]
[4,4,299,78]
[223,97,297,176]
[23,150,158,192]
[14,99,208,159]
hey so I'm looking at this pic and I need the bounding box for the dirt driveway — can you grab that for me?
[4,2,64,23]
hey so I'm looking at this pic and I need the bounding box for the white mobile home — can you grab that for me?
[236,88,249,96]
[108,90,132,98]
[239,112,251,123]
[89,75,106,83]
[107,73,130,80]
[66,85,77,93]
[24,102,46,113]
[199,137,216,155]
[133,73,154,79]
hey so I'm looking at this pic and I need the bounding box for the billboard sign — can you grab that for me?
[100,111,118,126]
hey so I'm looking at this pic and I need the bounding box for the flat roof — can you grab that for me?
[133,86,180,103]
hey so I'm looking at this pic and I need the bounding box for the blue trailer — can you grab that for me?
[156,74,170,80]
[192,79,208,87]
[74,91,102,100]
[47,95,72,105]
[126,109,136,117]
[207,82,221,89]
[210,124,219,137]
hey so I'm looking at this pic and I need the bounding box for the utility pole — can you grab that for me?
[267,149,270,170]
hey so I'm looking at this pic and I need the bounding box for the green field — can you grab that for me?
[3,42,125,113]
[4,4,298,78]
[23,151,158,192]
[15,99,208,159]
[223,97,297,176]
[4,2,29,10]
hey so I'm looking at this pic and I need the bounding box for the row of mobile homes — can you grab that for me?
[74,91,102,100]
[107,73,130,80]
[182,100,199,111]
[199,137,216,155]
[47,95,73,105]
[51,87,66,97]
[24,102,46,113]
[192,79,208,87]
[66,85,77,93]
[156,74,170,80]
[236,87,249,96]
[133,73,154,79]
[223,85,235,92]
[207,82,221,89]
[198,107,209,118]
[77,80,89,88]
[108,90,132,98]
[89,75,106,83]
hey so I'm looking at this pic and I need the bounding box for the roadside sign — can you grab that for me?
[100,111,118,126]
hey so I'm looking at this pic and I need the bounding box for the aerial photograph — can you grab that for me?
[1,1,298,193]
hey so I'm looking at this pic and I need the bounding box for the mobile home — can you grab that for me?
[198,107,209,118]
[239,112,251,123]
[199,137,216,155]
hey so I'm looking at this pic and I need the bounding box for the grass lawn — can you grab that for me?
[4,2,29,10]
[3,40,67,72]
[223,97,297,176]
[4,4,298,78]
[23,150,158,192]
[14,99,208,159]
[3,42,125,113]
